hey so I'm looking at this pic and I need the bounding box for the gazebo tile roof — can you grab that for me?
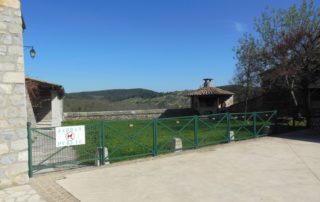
[186,86,234,96]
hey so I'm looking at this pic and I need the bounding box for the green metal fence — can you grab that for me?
[157,116,196,154]
[28,110,277,176]
[103,119,154,162]
[197,113,230,147]
[28,122,101,177]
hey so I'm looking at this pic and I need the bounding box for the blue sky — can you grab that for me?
[22,0,305,93]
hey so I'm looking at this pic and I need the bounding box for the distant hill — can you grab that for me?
[64,85,262,112]
[64,89,191,112]
[66,88,163,102]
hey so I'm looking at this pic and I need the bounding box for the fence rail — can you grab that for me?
[28,110,277,176]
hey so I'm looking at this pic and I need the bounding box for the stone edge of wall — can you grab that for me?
[64,108,195,120]
[64,109,167,120]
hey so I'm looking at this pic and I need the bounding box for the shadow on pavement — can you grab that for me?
[271,129,320,143]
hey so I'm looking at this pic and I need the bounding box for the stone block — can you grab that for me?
[0,169,5,179]
[14,10,21,17]
[104,147,110,164]
[229,131,235,141]
[0,110,5,119]
[5,163,28,177]
[0,120,9,128]
[16,62,23,71]
[0,94,7,107]
[12,35,22,46]
[0,55,16,63]
[17,56,23,65]
[0,84,13,94]
[17,151,28,161]
[0,45,7,55]
[15,128,27,139]
[1,7,12,16]
[13,16,22,25]
[10,139,27,151]
[172,137,182,152]
[7,45,21,55]
[0,153,17,164]
[4,106,19,118]
[1,34,12,45]
[0,178,12,189]
[1,15,11,23]
[0,0,21,9]
[13,84,25,94]
[0,143,9,155]
[9,94,25,105]
[7,118,26,128]
[0,129,14,141]
[0,34,12,45]
[0,62,15,71]
[0,22,7,30]
[3,72,24,83]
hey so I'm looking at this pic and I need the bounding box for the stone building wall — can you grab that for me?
[0,0,29,188]
[51,91,64,127]
[224,96,234,107]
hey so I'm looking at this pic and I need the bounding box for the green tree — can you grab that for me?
[235,0,320,120]
[256,0,320,108]
[234,34,264,112]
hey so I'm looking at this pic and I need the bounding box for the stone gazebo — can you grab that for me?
[26,78,65,127]
[186,79,234,115]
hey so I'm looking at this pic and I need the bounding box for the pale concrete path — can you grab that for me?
[57,131,320,202]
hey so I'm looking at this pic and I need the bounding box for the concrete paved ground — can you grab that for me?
[57,130,320,202]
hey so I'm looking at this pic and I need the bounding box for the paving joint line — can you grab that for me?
[283,138,320,183]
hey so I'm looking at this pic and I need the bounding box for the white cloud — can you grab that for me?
[234,22,246,33]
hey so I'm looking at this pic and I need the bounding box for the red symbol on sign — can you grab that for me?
[65,132,75,141]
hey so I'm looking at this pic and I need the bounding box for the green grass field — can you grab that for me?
[63,112,275,164]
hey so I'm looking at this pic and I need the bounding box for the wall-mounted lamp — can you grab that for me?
[24,46,36,59]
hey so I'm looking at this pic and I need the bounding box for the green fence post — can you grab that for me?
[153,118,158,156]
[27,122,33,178]
[194,116,198,148]
[227,113,231,142]
[100,121,105,165]
[253,112,257,138]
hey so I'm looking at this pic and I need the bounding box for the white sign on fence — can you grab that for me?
[56,125,85,147]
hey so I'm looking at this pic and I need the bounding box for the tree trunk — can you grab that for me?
[289,81,299,107]
[285,75,299,126]
[284,75,298,107]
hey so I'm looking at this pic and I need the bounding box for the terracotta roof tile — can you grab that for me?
[186,86,234,96]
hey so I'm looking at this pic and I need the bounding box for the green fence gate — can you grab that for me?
[27,122,102,177]
[28,110,277,176]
